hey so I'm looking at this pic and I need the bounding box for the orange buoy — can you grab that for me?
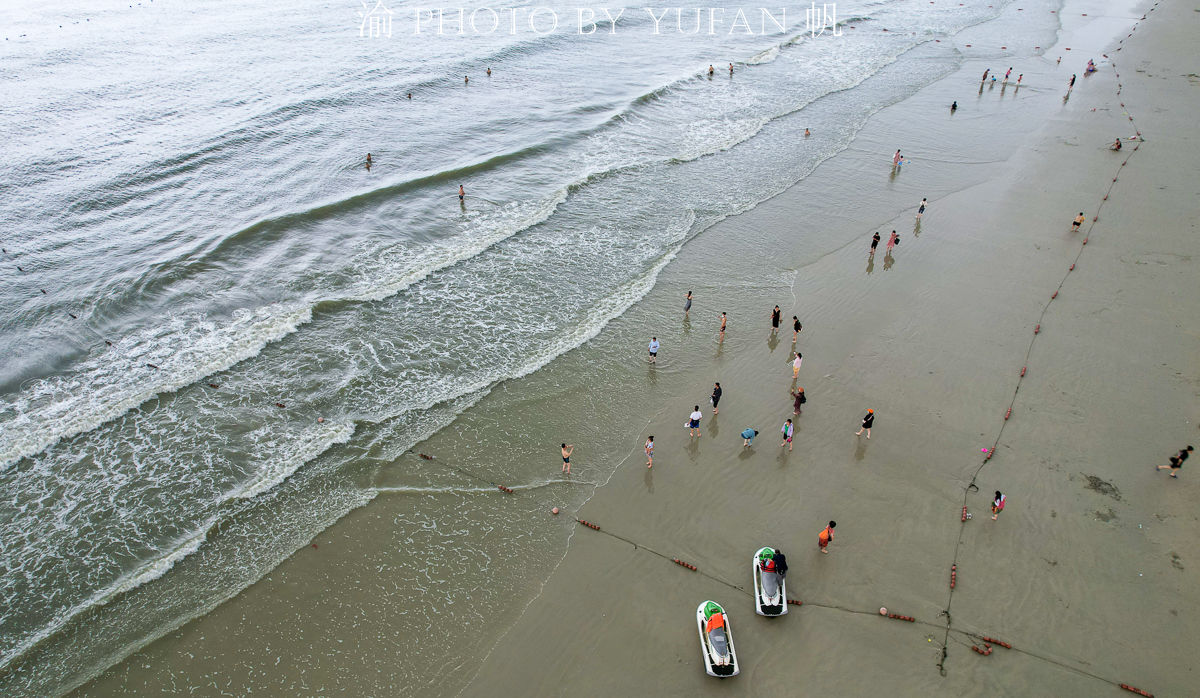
[982,636,1012,649]
[1051,291,1057,299]
[886,613,915,621]
[673,558,697,571]
[1034,324,1040,334]
[580,520,600,530]
[1020,366,1026,376]
[1069,263,1075,270]
[551,507,559,515]
[961,505,968,522]
[1004,408,1011,420]
[1119,685,1154,698]
[787,599,803,606]
[1083,238,1088,244]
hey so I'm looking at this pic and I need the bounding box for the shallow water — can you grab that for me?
[0,0,1069,693]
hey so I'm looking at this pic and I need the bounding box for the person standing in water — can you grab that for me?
[459,185,465,202]
[991,491,1006,520]
[917,198,927,219]
[818,521,836,553]
[688,406,703,437]
[1004,67,1012,82]
[886,230,898,253]
[684,291,692,317]
[1072,212,1085,231]
[729,63,734,74]
[771,305,781,334]
[855,409,874,439]
[781,419,794,450]
[719,312,727,341]
[792,351,803,378]
[644,436,654,468]
[950,101,957,113]
[791,387,806,414]
[464,75,469,84]
[561,444,574,474]
[708,64,714,75]
[792,316,802,342]
[365,153,373,171]
[1068,74,1076,91]
[648,337,659,363]
[486,67,491,76]
[893,150,902,167]
[1017,74,1023,85]
[804,128,810,137]
[710,382,722,414]
[981,68,989,82]
[870,232,881,256]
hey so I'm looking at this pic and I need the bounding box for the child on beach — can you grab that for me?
[645,436,654,468]
[781,419,794,450]
[687,406,703,437]
[818,521,836,553]
[1157,445,1193,477]
[741,428,759,447]
[991,491,1006,520]
[855,409,874,439]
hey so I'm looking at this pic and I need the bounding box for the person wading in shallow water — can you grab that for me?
[561,444,574,474]
[365,153,372,171]
[459,184,465,202]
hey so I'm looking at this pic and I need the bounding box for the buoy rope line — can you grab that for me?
[572,515,1141,691]
[934,7,1158,696]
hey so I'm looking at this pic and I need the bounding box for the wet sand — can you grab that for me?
[72,0,1199,696]
[456,3,1200,697]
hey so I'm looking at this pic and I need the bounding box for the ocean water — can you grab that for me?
[0,0,1061,694]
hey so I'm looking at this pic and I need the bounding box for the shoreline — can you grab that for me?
[70,0,1200,695]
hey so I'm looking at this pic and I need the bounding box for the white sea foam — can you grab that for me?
[235,419,356,499]
[0,303,314,469]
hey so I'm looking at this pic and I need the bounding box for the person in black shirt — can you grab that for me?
[792,316,802,341]
[770,306,781,333]
[855,409,874,439]
[711,382,722,415]
[870,232,881,256]
[1158,445,1193,478]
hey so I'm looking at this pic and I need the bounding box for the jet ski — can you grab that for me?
[696,600,739,677]
[753,547,788,616]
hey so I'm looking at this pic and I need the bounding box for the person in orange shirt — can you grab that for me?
[818,521,836,554]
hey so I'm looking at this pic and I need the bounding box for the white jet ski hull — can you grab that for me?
[696,602,739,677]
[752,547,787,617]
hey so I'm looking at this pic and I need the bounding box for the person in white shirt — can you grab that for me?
[792,352,803,378]
[687,406,703,437]
[648,337,659,363]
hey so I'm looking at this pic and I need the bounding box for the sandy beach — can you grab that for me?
[67,0,1199,696]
